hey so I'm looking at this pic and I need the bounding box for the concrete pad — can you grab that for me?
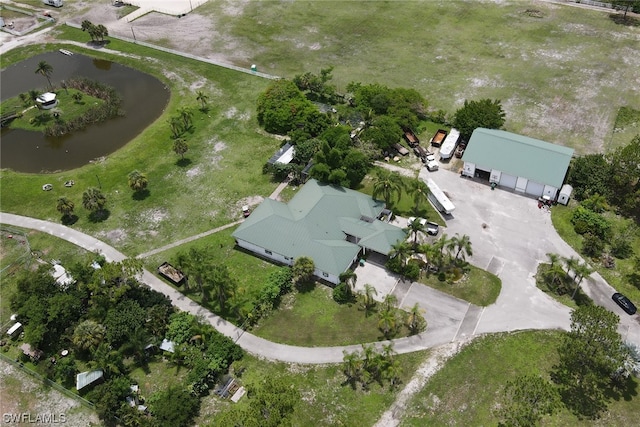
[353,258,399,302]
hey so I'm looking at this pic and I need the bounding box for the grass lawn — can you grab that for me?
[401,330,640,426]
[201,349,427,427]
[1,32,278,257]
[418,264,501,307]
[0,89,104,133]
[129,357,188,399]
[551,203,640,304]
[252,284,411,346]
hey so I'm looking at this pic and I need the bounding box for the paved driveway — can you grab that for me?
[422,169,573,334]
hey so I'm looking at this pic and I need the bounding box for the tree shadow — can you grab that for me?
[176,158,192,167]
[132,189,150,201]
[573,288,594,306]
[61,214,79,226]
[199,106,210,114]
[608,13,640,27]
[88,209,111,223]
[607,373,639,402]
[295,280,315,293]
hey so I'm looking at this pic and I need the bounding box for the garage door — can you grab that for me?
[525,181,545,197]
[515,176,528,192]
[499,173,517,189]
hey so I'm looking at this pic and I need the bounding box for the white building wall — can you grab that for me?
[543,185,559,200]
[462,162,476,177]
[490,169,501,183]
[515,176,528,192]
[525,181,545,197]
[499,173,517,189]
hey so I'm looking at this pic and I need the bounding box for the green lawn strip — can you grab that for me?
[210,1,639,153]
[551,204,640,303]
[202,350,427,427]
[1,33,278,256]
[253,284,411,346]
[1,89,105,133]
[418,265,501,307]
[401,330,640,426]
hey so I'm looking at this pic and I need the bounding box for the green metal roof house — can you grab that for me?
[232,179,407,284]
[461,128,574,199]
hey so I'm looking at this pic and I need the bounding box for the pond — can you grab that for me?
[0,51,170,173]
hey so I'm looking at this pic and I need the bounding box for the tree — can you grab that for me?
[361,284,378,311]
[81,19,96,41]
[28,89,40,104]
[406,178,430,215]
[607,135,640,216]
[378,308,398,338]
[148,386,201,427]
[127,170,148,193]
[177,106,193,131]
[611,0,640,19]
[56,197,75,219]
[338,270,357,295]
[342,350,362,386]
[292,256,315,284]
[571,261,593,299]
[72,92,84,103]
[495,375,560,427]
[82,187,107,213]
[405,302,426,334]
[208,264,237,312]
[72,320,106,352]
[342,150,371,188]
[168,116,183,139]
[372,168,403,206]
[360,115,402,150]
[172,137,188,159]
[552,305,630,419]
[389,240,412,267]
[104,300,147,347]
[453,98,505,139]
[546,253,560,269]
[91,342,124,378]
[567,154,613,201]
[407,218,427,247]
[35,61,54,91]
[450,233,473,261]
[196,90,209,111]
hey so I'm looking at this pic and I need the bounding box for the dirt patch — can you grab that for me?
[236,195,263,209]
[98,228,128,244]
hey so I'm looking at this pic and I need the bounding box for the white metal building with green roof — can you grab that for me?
[232,179,407,284]
[461,128,574,199]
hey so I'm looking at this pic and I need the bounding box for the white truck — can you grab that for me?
[43,0,63,7]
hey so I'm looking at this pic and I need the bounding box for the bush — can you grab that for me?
[582,233,605,258]
[610,235,634,259]
[404,262,420,281]
[333,283,351,303]
[571,206,612,240]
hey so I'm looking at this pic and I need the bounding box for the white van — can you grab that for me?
[43,0,63,7]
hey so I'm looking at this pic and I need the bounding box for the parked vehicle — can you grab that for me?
[403,128,420,147]
[242,205,251,218]
[430,129,447,147]
[439,128,460,160]
[413,145,429,162]
[393,143,409,156]
[612,292,637,315]
[425,221,439,235]
[426,160,439,171]
[43,0,63,7]
[407,217,427,227]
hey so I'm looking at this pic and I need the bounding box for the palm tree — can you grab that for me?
[384,358,403,388]
[451,234,473,261]
[122,327,151,362]
[82,187,107,213]
[72,320,106,351]
[546,253,560,268]
[208,265,236,312]
[168,116,183,138]
[28,90,40,105]
[35,61,54,91]
[389,240,412,267]
[127,170,148,193]
[91,342,123,378]
[56,197,75,219]
[563,256,579,276]
[362,284,378,311]
[172,137,188,159]
[96,24,109,42]
[178,107,193,130]
[407,219,427,247]
[405,303,425,334]
[342,350,362,384]
[196,91,209,111]
[406,178,430,214]
[378,309,397,338]
[372,169,403,206]
[382,294,398,312]
[571,261,593,299]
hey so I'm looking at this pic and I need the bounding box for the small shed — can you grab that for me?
[20,343,44,361]
[76,369,104,390]
[7,322,22,338]
[558,184,573,205]
[36,92,58,110]
[267,142,295,165]
[159,338,175,353]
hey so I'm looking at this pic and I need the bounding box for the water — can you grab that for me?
[1,51,170,173]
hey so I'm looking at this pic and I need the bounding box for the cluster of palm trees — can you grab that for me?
[389,232,473,281]
[543,253,593,299]
[342,343,402,390]
[169,92,209,161]
[81,20,109,43]
[56,187,107,223]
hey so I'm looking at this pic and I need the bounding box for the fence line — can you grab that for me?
[64,22,279,80]
[0,353,95,409]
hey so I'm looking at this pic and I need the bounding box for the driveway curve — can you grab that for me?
[1,212,473,364]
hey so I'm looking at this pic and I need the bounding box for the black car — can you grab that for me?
[612,292,637,315]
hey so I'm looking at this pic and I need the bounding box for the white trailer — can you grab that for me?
[43,0,63,7]
[439,128,460,160]
[425,178,455,214]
